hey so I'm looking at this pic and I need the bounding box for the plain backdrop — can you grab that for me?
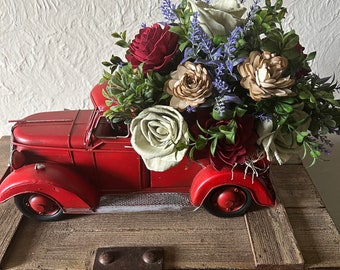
[0,0,339,230]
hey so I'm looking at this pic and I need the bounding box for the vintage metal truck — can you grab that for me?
[0,83,275,221]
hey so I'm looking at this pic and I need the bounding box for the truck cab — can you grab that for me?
[0,83,275,221]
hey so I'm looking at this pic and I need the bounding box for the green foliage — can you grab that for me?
[254,73,340,164]
[103,63,170,123]
[234,0,339,163]
[101,31,130,74]
[111,31,130,48]
[238,0,286,55]
[294,74,340,136]
[188,119,237,160]
[255,96,297,128]
[239,0,313,76]
[102,55,124,74]
[168,0,193,51]
[212,104,247,121]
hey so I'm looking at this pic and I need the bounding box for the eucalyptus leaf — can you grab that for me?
[310,149,321,159]
[210,137,218,156]
[309,95,316,104]
[306,51,316,61]
[196,135,208,150]
[234,106,247,118]
[298,91,310,100]
[325,119,337,127]
[212,108,227,120]
[102,61,112,67]
[296,131,308,143]
[283,32,299,50]
[169,25,185,36]
[277,9,286,20]
[189,146,196,160]
[275,0,283,10]
[111,32,120,38]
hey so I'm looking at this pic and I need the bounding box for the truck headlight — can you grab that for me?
[11,150,26,169]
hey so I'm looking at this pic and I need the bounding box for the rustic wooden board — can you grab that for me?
[245,203,304,270]
[0,136,22,265]
[2,210,255,270]
[270,163,340,269]
[0,200,22,265]
[270,164,324,208]
[287,207,340,269]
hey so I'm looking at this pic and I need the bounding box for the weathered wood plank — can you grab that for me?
[270,164,324,208]
[270,162,340,269]
[286,207,340,269]
[245,203,304,270]
[0,136,10,167]
[0,200,22,265]
[0,136,23,265]
[1,210,255,270]
[244,163,308,270]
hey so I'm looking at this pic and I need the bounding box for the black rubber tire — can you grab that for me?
[14,193,64,222]
[203,185,252,218]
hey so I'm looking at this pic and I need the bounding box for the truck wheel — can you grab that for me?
[203,185,252,218]
[14,193,64,221]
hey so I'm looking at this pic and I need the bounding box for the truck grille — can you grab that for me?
[96,192,193,213]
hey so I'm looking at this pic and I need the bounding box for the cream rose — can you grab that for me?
[188,0,246,38]
[257,104,311,164]
[130,105,189,171]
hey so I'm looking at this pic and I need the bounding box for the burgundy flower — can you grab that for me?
[204,116,258,170]
[126,23,179,73]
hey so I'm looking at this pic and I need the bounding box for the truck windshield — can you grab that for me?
[93,117,129,138]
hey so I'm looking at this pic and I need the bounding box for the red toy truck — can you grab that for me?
[0,84,275,221]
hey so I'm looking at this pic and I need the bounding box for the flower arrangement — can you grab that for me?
[100,0,340,172]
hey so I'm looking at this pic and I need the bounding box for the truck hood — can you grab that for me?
[12,110,92,148]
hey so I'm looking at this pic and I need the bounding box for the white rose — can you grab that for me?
[130,105,189,172]
[256,120,296,164]
[257,104,311,164]
[188,0,246,38]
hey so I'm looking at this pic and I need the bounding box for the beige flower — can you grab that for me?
[238,51,295,101]
[188,0,246,38]
[164,61,212,111]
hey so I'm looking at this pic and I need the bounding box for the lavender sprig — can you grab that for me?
[213,26,244,80]
[160,0,177,23]
[243,0,262,32]
[188,12,213,56]
[186,105,196,113]
[307,135,333,156]
[213,77,230,94]
[214,94,244,117]
[254,113,272,121]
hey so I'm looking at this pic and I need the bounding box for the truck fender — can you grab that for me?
[190,165,275,207]
[0,163,100,211]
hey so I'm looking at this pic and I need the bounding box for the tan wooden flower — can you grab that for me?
[237,51,295,101]
[164,61,212,111]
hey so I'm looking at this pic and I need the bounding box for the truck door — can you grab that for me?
[90,117,142,193]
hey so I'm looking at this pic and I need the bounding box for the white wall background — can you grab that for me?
[0,0,339,229]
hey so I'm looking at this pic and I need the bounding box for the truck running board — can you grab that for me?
[95,192,194,213]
